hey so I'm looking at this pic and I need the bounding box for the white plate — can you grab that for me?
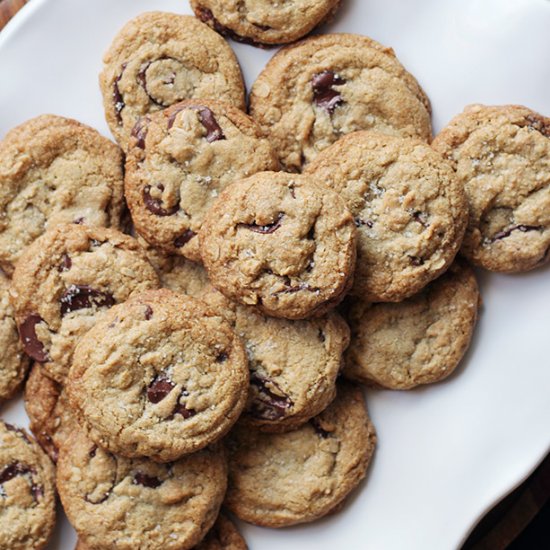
[1,1,549,549]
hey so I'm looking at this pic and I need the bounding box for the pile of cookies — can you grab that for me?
[1,2,549,549]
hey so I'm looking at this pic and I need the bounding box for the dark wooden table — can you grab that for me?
[0,0,548,548]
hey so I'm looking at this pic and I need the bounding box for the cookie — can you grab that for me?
[225,382,376,527]
[306,131,468,302]
[200,171,356,319]
[10,224,159,383]
[161,257,210,296]
[125,99,278,262]
[344,261,480,390]
[57,428,227,550]
[67,289,249,462]
[0,421,56,550]
[249,33,432,172]
[24,365,77,462]
[0,115,125,274]
[0,270,30,401]
[191,0,341,46]
[99,12,246,151]
[432,104,550,272]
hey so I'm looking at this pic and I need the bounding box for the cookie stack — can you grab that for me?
[0,3,549,549]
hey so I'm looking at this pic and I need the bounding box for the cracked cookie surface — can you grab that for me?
[57,428,226,550]
[344,261,480,389]
[200,171,356,319]
[125,99,278,262]
[306,131,467,302]
[249,33,432,172]
[10,224,159,383]
[100,12,245,151]
[67,289,249,462]
[225,383,376,527]
[432,104,550,272]
[0,420,56,550]
[0,115,125,274]
[191,0,341,46]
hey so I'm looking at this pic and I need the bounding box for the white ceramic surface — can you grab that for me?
[1,1,549,549]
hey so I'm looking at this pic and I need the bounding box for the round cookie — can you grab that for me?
[0,271,30,401]
[100,12,246,151]
[0,115,125,274]
[125,99,278,262]
[67,289,249,462]
[225,382,376,527]
[10,224,159,383]
[201,286,349,431]
[249,33,432,172]
[191,0,341,46]
[306,131,468,301]
[24,365,77,462]
[432,104,550,272]
[200,171,356,319]
[57,429,227,550]
[344,261,480,390]
[0,421,56,550]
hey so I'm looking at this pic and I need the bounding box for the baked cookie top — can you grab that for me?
[225,383,376,527]
[344,261,480,389]
[201,286,350,431]
[10,224,159,383]
[306,131,467,302]
[0,421,56,550]
[0,115,124,274]
[249,33,432,172]
[67,289,249,462]
[99,12,246,151]
[0,270,30,401]
[125,99,278,262]
[200,171,356,319]
[191,0,341,46]
[57,429,227,550]
[432,104,550,272]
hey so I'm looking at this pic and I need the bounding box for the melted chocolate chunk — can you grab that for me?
[113,63,127,125]
[249,372,293,421]
[60,285,115,316]
[412,211,429,228]
[312,70,346,114]
[147,375,175,403]
[174,230,196,248]
[239,212,284,234]
[137,59,168,107]
[58,254,72,272]
[355,217,374,228]
[173,400,196,419]
[310,417,331,439]
[131,116,151,149]
[216,352,228,363]
[144,305,153,320]
[409,256,425,266]
[167,105,225,143]
[278,282,320,295]
[5,423,32,444]
[0,462,33,484]
[133,472,162,488]
[143,185,179,217]
[491,224,543,242]
[19,314,49,363]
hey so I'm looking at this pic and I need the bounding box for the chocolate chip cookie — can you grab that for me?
[57,428,227,550]
[432,104,550,272]
[344,261,480,389]
[0,420,56,550]
[0,115,125,275]
[0,270,30,401]
[125,99,278,262]
[10,224,159,383]
[200,171,356,319]
[225,383,376,527]
[24,365,77,462]
[100,12,246,151]
[201,286,350,431]
[306,131,467,302]
[249,33,432,172]
[67,289,249,462]
[191,0,341,46]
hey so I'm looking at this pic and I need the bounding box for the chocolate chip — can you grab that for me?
[133,472,162,488]
[0,462,33,484]
[249,372,293,421]
[31,483,44,501]
[131,116,151,149]
[19,315,49,363]
[60,285,115,316]
[354,217,374,228]
[310,417,331,439]
[144,305,153,320]
[491,224,543,242]
[312,70,346,114]
[174,230,196,248]
[4,423,32,443]
[409,256,425,266]
[89,446,97,458]
[113,63,127,125]
[412,211,429,228]
[147,375,175,403]
[137,60,166,107]
[318,329,326,343]
[216,352,228,363]
[278,282,320,295]
[58,254,72,272]
[239,212,284,234]
[173,401,196,419]
[73,217,85,225]
[167,105,225,143]
[143,184,179,217]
